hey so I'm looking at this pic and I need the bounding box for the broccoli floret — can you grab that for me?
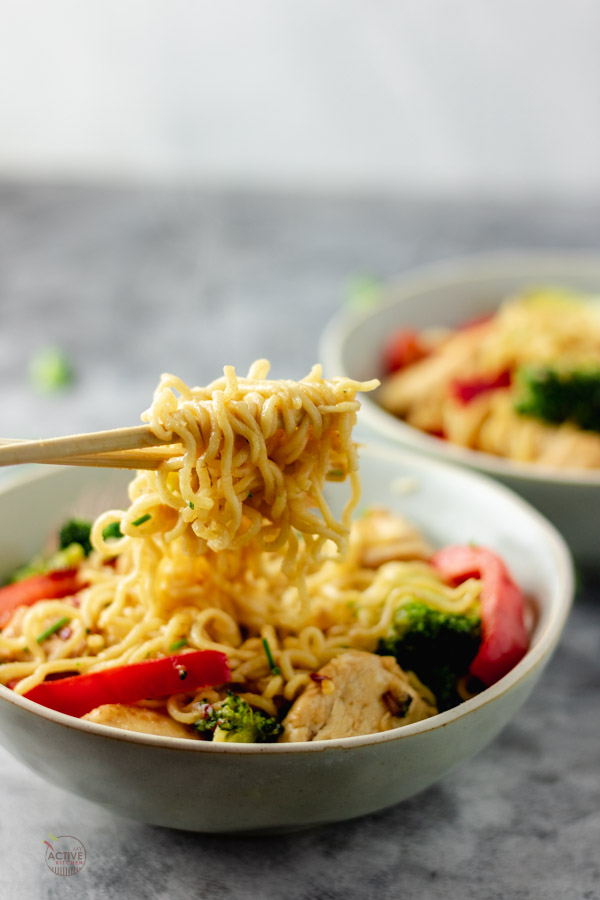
[8,518,124,584]
[377,600,481,711]
[59,518,124,553]
[194,692,282,743]
[9,557,48,582]
[59,519,93,556]
[514,366,600,433]
[10,542,85,583]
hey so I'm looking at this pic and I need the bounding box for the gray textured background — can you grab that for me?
[0,183,599,899]
[3,2,600,197]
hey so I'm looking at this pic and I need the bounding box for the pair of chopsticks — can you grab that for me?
[0,426,182,471]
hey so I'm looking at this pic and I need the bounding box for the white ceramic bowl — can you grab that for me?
[0,447,572,833]
[321,252,600,565]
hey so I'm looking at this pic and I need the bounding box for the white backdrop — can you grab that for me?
[1,0,599,193]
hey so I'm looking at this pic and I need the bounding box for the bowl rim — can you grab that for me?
[321,249,600,487]
[0,445,574,754]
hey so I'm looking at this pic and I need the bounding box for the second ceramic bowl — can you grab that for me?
[321,252,600,565]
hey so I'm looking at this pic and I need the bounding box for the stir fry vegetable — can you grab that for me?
[431,545,528,687]
[514,367,600,432]
[22,651,231,718]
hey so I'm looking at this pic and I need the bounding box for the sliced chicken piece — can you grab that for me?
[350,508,432,568]
[280,650,436,742]
[82,704,199,740]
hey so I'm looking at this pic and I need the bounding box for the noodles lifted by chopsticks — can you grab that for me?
[93,361,378,581]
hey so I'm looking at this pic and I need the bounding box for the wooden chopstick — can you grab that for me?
[41,448,184,471]
[0,426,180,470]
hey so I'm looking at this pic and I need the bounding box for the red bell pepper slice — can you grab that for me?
[450,369,512,405]
[431,545,529,687]
[0,569,83,629]
[382,329,428,375]
[21,650,231,718]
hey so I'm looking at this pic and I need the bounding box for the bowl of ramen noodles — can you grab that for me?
[321,253,600,565]
[0,362,572,833]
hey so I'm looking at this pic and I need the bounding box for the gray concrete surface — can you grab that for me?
[0,182,598,900]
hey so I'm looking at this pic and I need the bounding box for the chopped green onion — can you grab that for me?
[36,616,71,644]
[262,638,281,675]
[247,492,253,499]
[326,468,344,479]
[132,514,151,527]
[347,275,382,310]
[29,346,74,393]
[102,521,123,540]
[188,501,195,509]
[169,639,188,652]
